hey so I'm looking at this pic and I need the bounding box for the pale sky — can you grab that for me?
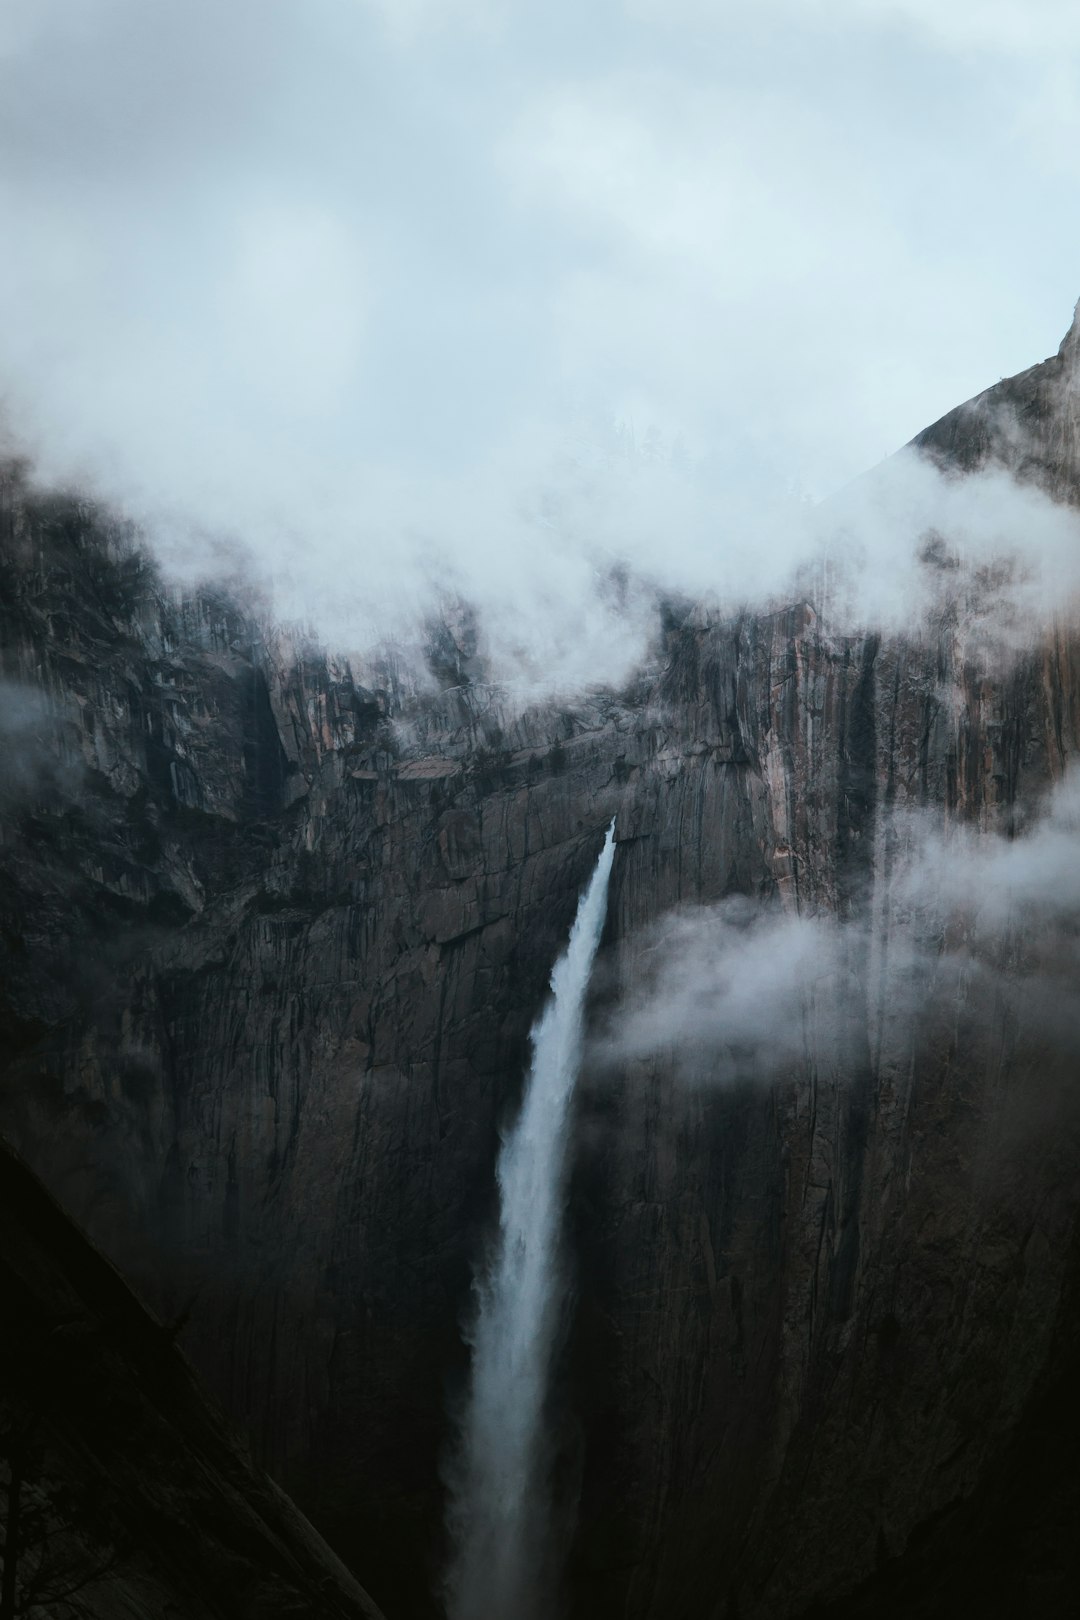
[1,1,1078,681]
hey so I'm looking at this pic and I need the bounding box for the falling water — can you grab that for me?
[445,820,617,1620]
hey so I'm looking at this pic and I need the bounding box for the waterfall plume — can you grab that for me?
[445,820,617,1620]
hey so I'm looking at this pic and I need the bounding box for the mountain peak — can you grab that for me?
[1058,295,1080,367]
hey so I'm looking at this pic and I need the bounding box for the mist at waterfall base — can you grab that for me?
[444,822,617,1620]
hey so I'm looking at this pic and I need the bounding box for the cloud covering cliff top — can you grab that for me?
[2,1,1080,685]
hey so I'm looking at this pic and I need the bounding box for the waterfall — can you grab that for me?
[445,820,617,1620]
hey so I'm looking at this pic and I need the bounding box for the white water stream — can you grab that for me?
[445,820,617,1620]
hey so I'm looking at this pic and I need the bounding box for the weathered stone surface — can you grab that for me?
[568,617,1080,1617]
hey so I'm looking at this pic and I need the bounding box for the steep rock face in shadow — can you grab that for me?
[564,307,1080,1619]
[790,1206,1080,1618]
[568,619,1080,1618]
[1,306,1079,1619]
[0,466,638,1610]
[0,1136,386,1620]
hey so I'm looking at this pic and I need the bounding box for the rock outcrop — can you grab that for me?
[1,306,1079,1618]
[0,1135,386,1620]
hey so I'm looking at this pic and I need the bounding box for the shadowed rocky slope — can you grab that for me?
[0,1135,386,1620]
[1,307,1079,1618]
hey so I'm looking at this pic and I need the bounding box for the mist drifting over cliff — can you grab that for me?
[4,2,1080,689]
[594,766,1080,1092]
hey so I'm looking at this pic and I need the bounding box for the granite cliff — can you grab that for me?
[1,308,1079,1617]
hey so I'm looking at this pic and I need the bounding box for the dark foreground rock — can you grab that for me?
[0,1134,386,1620]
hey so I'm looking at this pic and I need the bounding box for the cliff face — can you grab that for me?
[0,472,640,1610]
[1,312,1079,1619]
[569,618,1080,1618]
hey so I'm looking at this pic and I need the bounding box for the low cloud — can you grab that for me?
[10,415,1078,702]
[2,4,1080,693]
[595,767,1080,1084]
[893,767,1080,929]
[810,445,1080,647]
[632,0,1080,57]
[594,899,840,1082]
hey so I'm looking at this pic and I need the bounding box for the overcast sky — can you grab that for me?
[1,1,1078,680]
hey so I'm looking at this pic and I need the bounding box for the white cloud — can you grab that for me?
[628,0,1080,56]
[218,203,369,411]
[595,767,1080,1085]
[813,450,1080,641]
[0,1,1078,687]
[820,0,1080,54]
[895,768,1080,929]
[594,900,839,1081]
[357,0,504,46]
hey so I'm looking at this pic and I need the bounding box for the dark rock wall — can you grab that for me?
[0,1136,387,1620]
[2,312,1079,1619]
[0,463,635,1608]
[569,612,1080,1618]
